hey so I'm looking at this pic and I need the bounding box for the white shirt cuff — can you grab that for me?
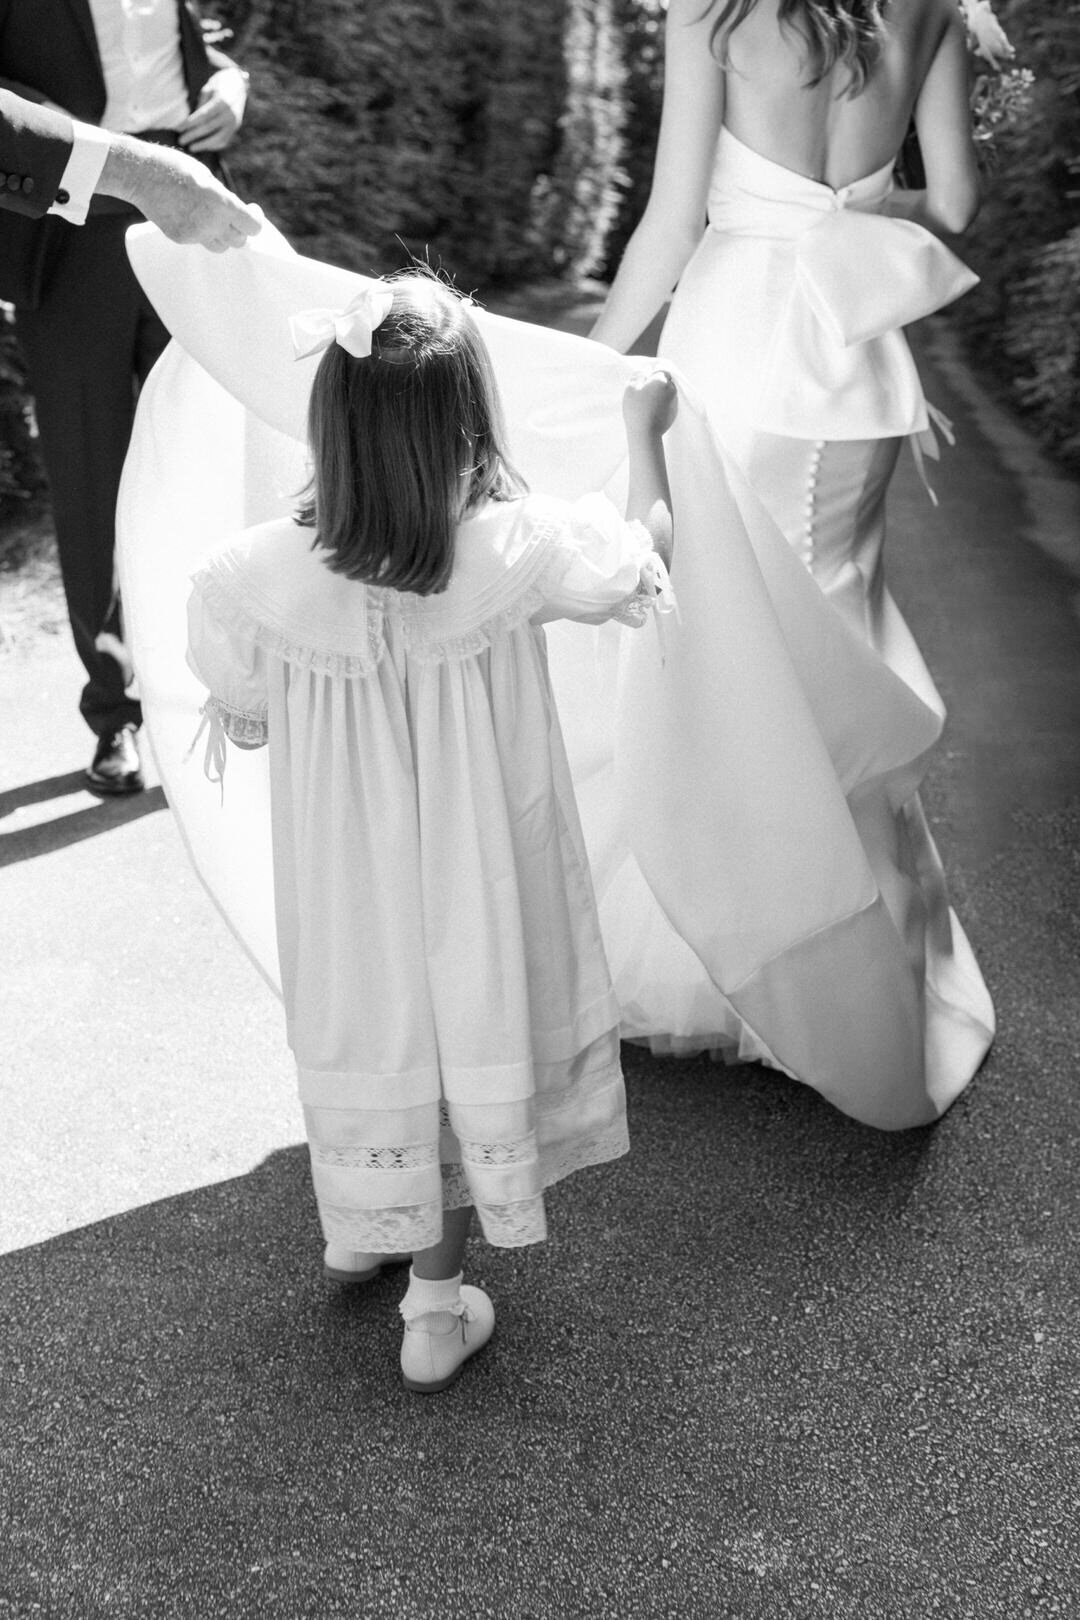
[48,121,111,225]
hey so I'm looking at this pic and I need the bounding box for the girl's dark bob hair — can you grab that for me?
[297,271,525,596]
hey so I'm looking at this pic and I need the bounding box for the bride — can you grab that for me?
[582,0,994,1119]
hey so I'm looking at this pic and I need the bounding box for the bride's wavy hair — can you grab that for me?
[297,270,524,596]
[705,0,888,94]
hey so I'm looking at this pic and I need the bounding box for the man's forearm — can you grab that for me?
[96,133,160,206]
[95,133,260,249]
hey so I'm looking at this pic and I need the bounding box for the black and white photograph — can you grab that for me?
[1,0,1077,1614]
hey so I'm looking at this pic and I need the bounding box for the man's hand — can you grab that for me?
[177,67,247,154]
[97,135,260,251]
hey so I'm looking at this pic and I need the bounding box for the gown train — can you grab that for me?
[116,204,993,1132]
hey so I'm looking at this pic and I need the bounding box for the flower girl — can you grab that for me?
[186,273,676,1392]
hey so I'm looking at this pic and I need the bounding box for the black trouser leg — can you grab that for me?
[16,213,171,737]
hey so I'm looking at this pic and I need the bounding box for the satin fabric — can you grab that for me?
[645,129,994,1120]
[119,210,989,1129]
[674,128,980,446]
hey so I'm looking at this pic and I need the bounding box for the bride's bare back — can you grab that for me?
[722,0,964,188]
[591,0,979,352]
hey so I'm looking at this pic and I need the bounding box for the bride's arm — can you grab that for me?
[589,0,725,353]
[886,0,980,238]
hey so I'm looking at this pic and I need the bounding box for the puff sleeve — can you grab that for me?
[186,572,270,752]
[532,493,674,628]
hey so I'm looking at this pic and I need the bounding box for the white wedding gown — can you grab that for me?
[614,127,994,1110]
[117,187,992,1134]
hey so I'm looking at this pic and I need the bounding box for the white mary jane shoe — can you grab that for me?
[400,1285,495,1393]
[323,1243,411,1283]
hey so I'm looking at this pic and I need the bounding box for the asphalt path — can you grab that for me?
[2,307,1079,1619]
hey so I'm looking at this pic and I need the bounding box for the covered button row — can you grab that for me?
[801,441,826,559]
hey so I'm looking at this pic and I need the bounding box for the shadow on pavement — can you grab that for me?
[0,778,167,866]
[8,1045,1075,1619]
[0,770,89,817]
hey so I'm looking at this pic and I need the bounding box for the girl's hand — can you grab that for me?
[623,370,679,438]
[178,68,247,153]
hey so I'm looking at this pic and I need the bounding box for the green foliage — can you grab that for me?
[469,0,569,283]
[533,0,628,278]
[8,0,1072,508]
[951,0,1080,468]
[211,0,627,286]
[1004,227,1080,464]
[1,0,634,512]
[211,0,505,278]
[603,0,665,276]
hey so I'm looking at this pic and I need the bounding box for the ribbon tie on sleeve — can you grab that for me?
[185,700,229,804]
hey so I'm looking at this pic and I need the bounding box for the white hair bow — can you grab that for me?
[288,285,396,361]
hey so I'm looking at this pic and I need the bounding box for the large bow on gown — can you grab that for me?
[118,217,982,1130]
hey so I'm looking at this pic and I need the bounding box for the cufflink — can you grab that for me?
[56,188,69,205]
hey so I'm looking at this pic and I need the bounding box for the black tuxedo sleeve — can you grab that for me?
[0,89,74,217]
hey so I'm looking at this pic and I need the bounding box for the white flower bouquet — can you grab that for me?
[958,0,1035,161]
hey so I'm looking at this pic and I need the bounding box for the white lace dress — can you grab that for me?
[186,493,670,1252]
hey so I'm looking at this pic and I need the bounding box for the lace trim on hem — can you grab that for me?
[315,1119,629,1249]
[319,1201,443,1252]
[472,1117,631,1246]
[455,1134,536,1168]
[472,1196,547,1246]
[310,1141,439,1172]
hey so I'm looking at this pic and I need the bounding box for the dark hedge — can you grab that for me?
[209,0,625,285]
[0,0,628,515]
[948,0,1080,469]
[2,0,1076,517]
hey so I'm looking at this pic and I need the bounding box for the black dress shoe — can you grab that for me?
[85,725,145,795]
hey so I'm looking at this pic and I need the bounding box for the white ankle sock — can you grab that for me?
[400,1269,464,1322]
